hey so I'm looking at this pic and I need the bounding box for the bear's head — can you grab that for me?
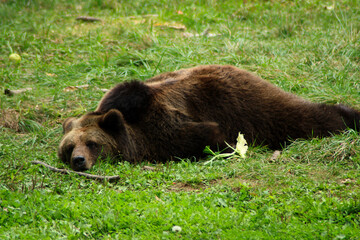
[58,110,128,171]
[58,81,154,171]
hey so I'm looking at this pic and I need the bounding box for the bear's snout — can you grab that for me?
[72,155,87,171]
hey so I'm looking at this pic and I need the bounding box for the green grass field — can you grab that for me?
[1,0,360,239]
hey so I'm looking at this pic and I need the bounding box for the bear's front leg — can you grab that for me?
[168,121,227,159]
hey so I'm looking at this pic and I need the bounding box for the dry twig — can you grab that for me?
[128,14,158,19]
[31,161,120,182]
[142,166,156,171]
[63,84,89,92]
[269,150,282,163]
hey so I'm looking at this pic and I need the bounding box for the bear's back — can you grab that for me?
[147,65,308,146]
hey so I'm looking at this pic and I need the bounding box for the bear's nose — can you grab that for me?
[72,156,86,170]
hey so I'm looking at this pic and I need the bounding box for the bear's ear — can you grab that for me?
[96,81,153,124]
[62,117,76,134]
[98,109,126,134]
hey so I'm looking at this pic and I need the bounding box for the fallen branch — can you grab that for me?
[4,88,32,96]
[31,161,120,182]
[76,16,102,22]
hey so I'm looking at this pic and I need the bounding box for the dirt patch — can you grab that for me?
[0,109,20,131]
[168,182,207,192]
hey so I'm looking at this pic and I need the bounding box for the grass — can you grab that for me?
[1,0,360,239]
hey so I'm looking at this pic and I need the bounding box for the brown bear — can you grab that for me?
[58,65,360,171]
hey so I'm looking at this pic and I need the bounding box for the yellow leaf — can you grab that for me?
[46,73,57,77]
[235,132,248,158]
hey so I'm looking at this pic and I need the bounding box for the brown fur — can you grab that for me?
[58,65,360,171]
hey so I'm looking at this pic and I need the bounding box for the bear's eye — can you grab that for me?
[64,144,74,163]
[86,141,98,149]
[66,144,74,154]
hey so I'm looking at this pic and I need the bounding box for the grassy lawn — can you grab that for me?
[1,0,360,239]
